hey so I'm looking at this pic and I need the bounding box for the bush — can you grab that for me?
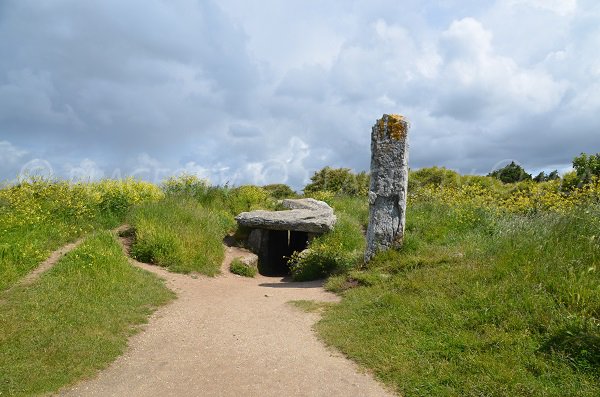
[573,152,600,184]
[162,174,229,207]
[229,258,257,277]
[163,174,210,197]
[227,185,274,215]
[304,167,369,196]
[262,184,296,199]
[289,201,365,281]
[409,166,461,189]
[488,161,532,183]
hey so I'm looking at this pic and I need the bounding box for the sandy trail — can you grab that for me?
[58,234,394,397]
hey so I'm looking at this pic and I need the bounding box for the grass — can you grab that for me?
[288,299,335,313]
[3,172,598,396]
[0,231,174,396]
[289,196,366,281]
[316,197,600,396]
[128,197,236,275]
[229,258,257,277]
[0,179,162,292]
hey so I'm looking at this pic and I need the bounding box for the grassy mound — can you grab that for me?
[0,178,163,292]
[0,231,174,396]
[128,197,235,275]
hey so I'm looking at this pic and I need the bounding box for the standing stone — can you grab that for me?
[365,114,409,262]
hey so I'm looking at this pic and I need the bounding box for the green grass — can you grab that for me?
[0,231,174,396]
[0,218,117,293]
[316,198,600,396]
[129,197,236,275]
[229,258,257,277]
[289,196,366,281]
[0,179,162,292]
[288,299,335,313]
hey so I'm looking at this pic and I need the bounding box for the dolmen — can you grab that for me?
[235,198,336,275]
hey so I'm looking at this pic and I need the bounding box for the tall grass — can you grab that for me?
[0,231,174,396]
[128,197,235,275]
[317,198,600,396]
[289,204,365,281]
[0,178,163,291]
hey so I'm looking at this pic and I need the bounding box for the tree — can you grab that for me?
[303,167,369,196]
[262,184,296,199]
[533,170,560,183]
[572,152,600,184]
[488,162,532,183]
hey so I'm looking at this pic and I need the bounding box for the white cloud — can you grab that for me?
[435,18,568,118]
[506,0,577,16]
[0,0,598,185]
[0,141,27,166]
[64,159,105,181]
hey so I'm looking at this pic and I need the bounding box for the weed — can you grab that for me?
[229,258,257,277]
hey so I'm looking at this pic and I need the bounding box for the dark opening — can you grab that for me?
[257,229,309,276]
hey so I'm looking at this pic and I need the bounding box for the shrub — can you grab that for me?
[488,161,532,183]
[409,166,461,189]
[229,258,257,277]
[289,204,364,281]
[304,167,369,196]
[227,185,273,215]
[573,152,600,184]
[262,183,296,199]
[163,174,210,197]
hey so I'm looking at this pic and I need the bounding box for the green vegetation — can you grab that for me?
[317,199,599,396]
[0,174,279,395]
[0,178,163,292]
[262,183,297,199]
[298,155,600,396]
[289,196,366,281]
[534,169,560,182]
[229,258,257,277]
[129,197,235,275]
[288,300,334,313]
[162,175,276,216]
[488,161,532,183]
[2,151,599,397]
[573,152,600,184]
[303,166,369,196]
[0,231,174,396]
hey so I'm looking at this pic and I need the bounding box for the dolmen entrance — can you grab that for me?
[235,198,336,275]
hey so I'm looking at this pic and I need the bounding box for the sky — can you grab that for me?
[1,0,599,189]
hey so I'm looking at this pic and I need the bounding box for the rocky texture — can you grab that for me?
[237,252,259,269]
[281,198,333,212]
[235,199,336,234]
[247,229,264,254]
[365,114,409,262]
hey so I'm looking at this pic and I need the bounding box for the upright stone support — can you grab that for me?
[365,114,409,262]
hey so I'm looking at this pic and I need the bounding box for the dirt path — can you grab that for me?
[58,233,395,397]
[0,237,86,303]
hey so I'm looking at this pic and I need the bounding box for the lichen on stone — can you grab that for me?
[386,114,408,141]
[375,114,408,141]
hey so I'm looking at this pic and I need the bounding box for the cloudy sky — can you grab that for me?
[1,0,599,188]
